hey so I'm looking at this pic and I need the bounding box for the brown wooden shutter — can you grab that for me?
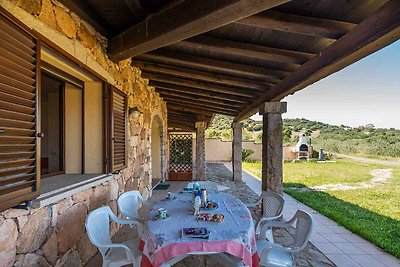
[111,87,127,171]
[0,13,40,211]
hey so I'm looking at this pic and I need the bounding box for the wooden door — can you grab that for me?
[168,133,193,180]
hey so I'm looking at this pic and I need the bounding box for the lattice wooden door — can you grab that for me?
[168,133,193,181]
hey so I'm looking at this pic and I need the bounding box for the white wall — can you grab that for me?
[203,138,301,161]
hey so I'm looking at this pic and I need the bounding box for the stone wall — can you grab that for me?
[0,0,168,266]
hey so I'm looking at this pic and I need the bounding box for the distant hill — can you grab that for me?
[206,115,400,158]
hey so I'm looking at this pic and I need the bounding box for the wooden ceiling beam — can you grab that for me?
[108,0,290,61]
[158,89,242,107]
[168,110,213,122]
[236,10,356,39]
[58,0,111,37]
[124,0,147,20]
[133,61,272,91]
[151,81,251,104]
[167,103,236,117]
[180,35,315,65]
[165,99,237,116]
[142,72,257,98]
[136,50,288,83]
[235,0,400,121]
[162,96,239,113]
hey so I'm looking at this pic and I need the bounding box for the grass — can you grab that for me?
[243,160,383,187]
[243,160,400,258]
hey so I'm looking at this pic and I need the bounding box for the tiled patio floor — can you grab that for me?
[222,163,400,267]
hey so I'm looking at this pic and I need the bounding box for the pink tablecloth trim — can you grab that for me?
[139,240,259,267]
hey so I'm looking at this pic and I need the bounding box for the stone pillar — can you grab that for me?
[231,122,243,181]
[260,102,287,194]
[195,121,207,180]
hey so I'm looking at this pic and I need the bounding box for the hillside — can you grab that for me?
[206,115,400,158]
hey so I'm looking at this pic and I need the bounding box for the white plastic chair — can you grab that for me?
[256,210,313,267]
[245,191,284,242]
[86,206,143,267]
[187,181,219,193]
[118,191,153,223]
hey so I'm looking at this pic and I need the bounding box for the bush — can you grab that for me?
[242,149,254,161]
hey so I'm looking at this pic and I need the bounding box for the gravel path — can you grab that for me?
[295,168,393,192]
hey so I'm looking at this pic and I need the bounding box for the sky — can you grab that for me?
[251,40,400,129]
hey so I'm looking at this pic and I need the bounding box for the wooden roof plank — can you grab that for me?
[167,103,216,117]
[133,61,272,91]
[142,72,257,97]
[235,0,400,121]
[161,95,239,113]
[150,81,251,103]
[236,10,357,39]
[137,50,288,82]
[158,89,243,107]
[180,35,315,65]
[108,0,290,61]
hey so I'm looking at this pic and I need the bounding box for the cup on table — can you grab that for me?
[158,208,168,219]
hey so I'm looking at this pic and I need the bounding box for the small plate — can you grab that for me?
[202,201,219,211]
[154,213,170,220]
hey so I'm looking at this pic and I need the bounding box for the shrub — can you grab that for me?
[242,149,254,161]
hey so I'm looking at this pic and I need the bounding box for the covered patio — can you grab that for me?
[0,0,399,266]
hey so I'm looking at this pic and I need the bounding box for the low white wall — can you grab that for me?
[203,138,305,161]
[204,138,262,161]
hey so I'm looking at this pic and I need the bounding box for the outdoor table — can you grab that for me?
[139,192,259,267]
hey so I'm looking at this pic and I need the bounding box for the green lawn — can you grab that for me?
[243,160,400,258]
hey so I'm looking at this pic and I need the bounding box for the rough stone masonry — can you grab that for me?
[0,0,169,266]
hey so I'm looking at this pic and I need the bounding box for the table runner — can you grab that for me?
[140,192,259,267]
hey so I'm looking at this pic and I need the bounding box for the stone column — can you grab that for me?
[260,102,287,194]
[231,122,243,181]
[195,121,207,180]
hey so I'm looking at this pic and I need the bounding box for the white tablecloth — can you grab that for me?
[140,192,259,267]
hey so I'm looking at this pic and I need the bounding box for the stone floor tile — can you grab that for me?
[309,233,329,243]
[356,242,385,255]
[325,254,361,267]
[322,233,348,243]
[314,226,336,234]
[312,242,344,255]
[350,254,384,267]
[339,233,369,243]
[372,254,400,266]
[327,225,353,234]
[333,242,367,255]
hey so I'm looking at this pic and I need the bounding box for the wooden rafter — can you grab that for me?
[108,0,290,61]
[150,81,250,104]
[236,10,356,39]
[157,89,242,107]
[180,35,315,65]
[123,0,146,20]
[165,99,237,116]
[235,0,400,121]
[162,96,239,113]
[167,103,231,117]
[142,72,257,97]
[133,61,272,91]
[136,50,288,82]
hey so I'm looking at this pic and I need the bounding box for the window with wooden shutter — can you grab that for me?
[0,13,40,211]
[111,87,127,171]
